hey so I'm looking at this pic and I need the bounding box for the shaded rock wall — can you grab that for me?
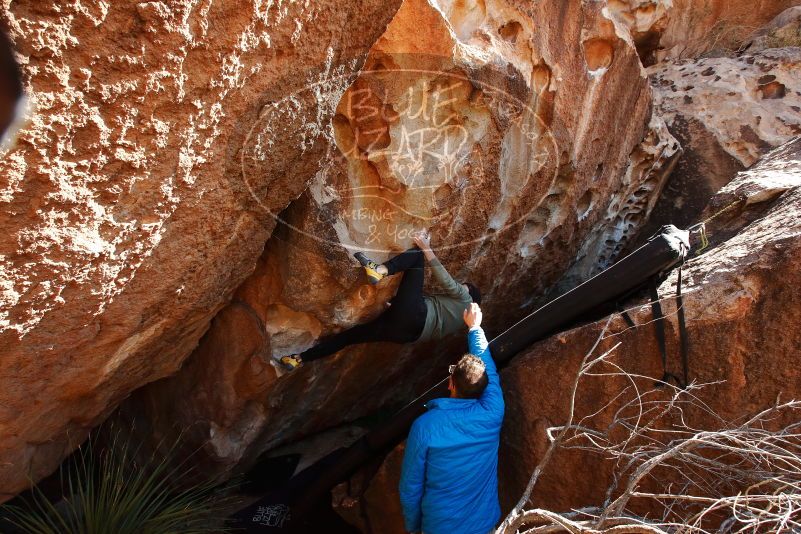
[125,0,677,480]
[331,137,801,531]
[333,443,408,534]
[0,0,401,500]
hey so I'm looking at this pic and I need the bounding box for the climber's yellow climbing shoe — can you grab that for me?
[354,252,385,285]
[277,354,302,372]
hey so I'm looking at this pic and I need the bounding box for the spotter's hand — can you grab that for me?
[463,302,483,329]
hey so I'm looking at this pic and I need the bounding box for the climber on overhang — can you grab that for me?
[275,231,482,372]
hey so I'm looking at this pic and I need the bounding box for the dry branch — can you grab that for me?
[495,313,801,534]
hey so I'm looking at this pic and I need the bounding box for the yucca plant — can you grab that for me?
[0,431,234,534]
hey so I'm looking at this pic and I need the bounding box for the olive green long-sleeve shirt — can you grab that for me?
[418,258,473,342]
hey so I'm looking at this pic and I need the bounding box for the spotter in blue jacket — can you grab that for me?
[399,326,505,534]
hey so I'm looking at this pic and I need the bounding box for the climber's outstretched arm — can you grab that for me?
[413,232,470,301]
[464,304,503,417]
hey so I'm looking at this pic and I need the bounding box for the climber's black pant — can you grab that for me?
[299,248,428,362]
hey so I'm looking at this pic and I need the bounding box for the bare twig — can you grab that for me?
[496,317,620,534]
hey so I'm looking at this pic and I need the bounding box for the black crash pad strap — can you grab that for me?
[676,264,690,388]
[619,310,636,328]
[651,263,689,389]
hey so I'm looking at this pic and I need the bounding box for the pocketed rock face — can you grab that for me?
[558,113,680,288]
[603,0,672,65]
[0,0,401,500]
[333,444,407,534]
[331,137,801,529]
[126,0,677,480]
[641,48,801,233]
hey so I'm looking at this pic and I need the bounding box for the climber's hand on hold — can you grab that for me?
[413,230,436,261]
[463,302,482,329]
[412,230,431,250]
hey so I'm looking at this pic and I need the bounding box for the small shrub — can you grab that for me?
[0,432,233,534]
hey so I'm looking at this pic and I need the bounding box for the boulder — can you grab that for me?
[0,0,401,500]
[330,137,801,528]
[743,6,801,53]
[641,48,801,234]
[6,0,791,510]
[125,0,678,480]
[602,0,799,64]
[655,0,800,61]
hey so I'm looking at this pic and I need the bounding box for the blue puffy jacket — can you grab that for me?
[399,326,505,534]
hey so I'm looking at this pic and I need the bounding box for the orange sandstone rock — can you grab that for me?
[0,0,402,501]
